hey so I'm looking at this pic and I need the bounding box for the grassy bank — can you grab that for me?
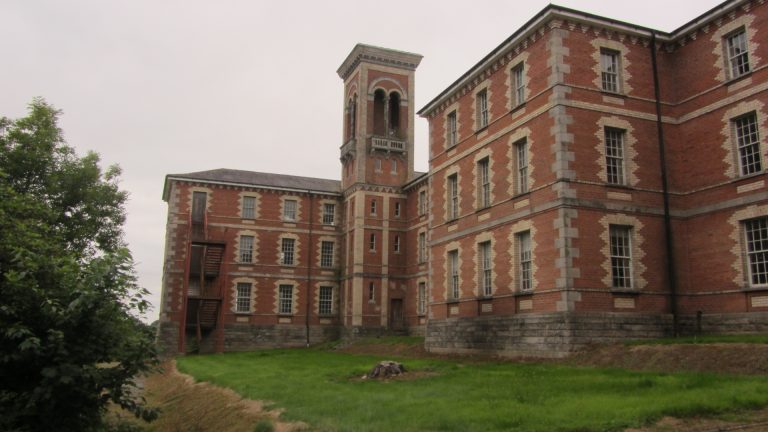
[177,349,768,432]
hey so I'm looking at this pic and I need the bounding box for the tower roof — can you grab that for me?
[337,44,423,80]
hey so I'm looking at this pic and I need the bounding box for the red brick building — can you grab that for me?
[157,0,768,356]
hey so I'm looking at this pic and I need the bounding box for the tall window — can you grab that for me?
[368,282,375,302]
[418,282,426,315]
[726,29,750,79]
[283,199,297,221]
[322,203,335,225]
[320,241,334,268]
[477,89,489,129]
[447,111,458,148]
[391,159,398,174]
[369,233,376,252]
[278,285,293,315]
[191,191,207,224]
[242,196,256,219]
[745,217,768,286]
[609,225,633,289]
[605,128,626,185]
[448,174,459,220]
[512,64,525,107]
[236,283,251,313]
[600,48,620,93]
[281,238,295,265]
[515,139,528,194]
[394,235,401,253]
[479,241,492,296]
[418,232,427,263]
[240,235,254,263]
[448,250,459,300]
[319,286,334,315]
[734,113,762,176]
[478,158,490,209]
[394,202,401,218]
[375,158,382,172]
[370,199,377,215]
[419,190,427,216]
[518,231,532,291]
[347,96,357,139]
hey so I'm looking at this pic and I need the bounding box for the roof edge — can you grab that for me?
[163,174,343,199]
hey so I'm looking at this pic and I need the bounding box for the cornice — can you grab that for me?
[337,44,423,80]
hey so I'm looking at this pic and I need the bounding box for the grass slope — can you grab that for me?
[177,349,768,432]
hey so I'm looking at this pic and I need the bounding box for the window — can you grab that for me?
[394,235,400,253]
[726,29,750,79]
[448,174,459,220]
[734,113,762,176]
[320,241,334,267]
[369,233,376,252]
[609,225,633,289]
[368,282,375,302]
[236,282,251,313]
[448,250,459,300]
[347,96,357,139]
[322,203,335,225]
[418,232,427,263]
[283,199,297,221]
[319,286,334,315]
[418,190,427,216]
[478,158,490,209]
[278,284,293,314]
[281,238,295,265]
[418,282,426,315]
[600,49,620,93]
[515,139,528,194]
[447,111,458,148]
[370,199,377,216]
[512,64,525,107]
[394,202,401,218]
[240,235,254,263]
[605,128,626,185]
[242,196,256,219]
[191,191,207,224]
[518,231,532,291]
[479,241,492,296]
[375,158,382,172]
[477,89,489,129]
[391,159,398,174]
[745,217,768,286]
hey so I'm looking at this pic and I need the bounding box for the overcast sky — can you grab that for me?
[1,0,723,322]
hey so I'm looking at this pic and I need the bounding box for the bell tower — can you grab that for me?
[338,44,423,190]
[337,44,422,330]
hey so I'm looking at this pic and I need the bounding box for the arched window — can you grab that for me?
[373,89,386,136]
[389,92,401,137]
[347,95,357,140]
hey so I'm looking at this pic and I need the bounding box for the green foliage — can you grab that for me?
[253,419,275,432]
[179,349,768,432]
[0,99,158,431]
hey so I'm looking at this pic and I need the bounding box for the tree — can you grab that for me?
[0,98,158,431]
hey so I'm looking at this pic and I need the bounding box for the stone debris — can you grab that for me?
[363,361,406,379]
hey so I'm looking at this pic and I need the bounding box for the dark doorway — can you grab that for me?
[390,298,404,330]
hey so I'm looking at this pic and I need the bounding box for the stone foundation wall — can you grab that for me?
[426,312,673,358]
[155,321,179,358]
[221,324,341,352]
[678,312,768,335]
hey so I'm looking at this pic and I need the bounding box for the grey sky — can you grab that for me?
[1,0,722,322]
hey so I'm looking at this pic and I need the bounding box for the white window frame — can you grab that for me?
[734,113,762,176]
[726,28,751,79]
[515,139,528,194]
[320,241,334,268]
[744,217,768,287]
[477,89,489,129]
[512,63,525,107]
[236,282,251,313]
[370,199,377,216]
[480,241,492,297]
[322,203,335,225]
[609,225,633,289]
[283,199,297,221]
[478,158,490,209]
[518,231,532,291]
[605,127,626,185]
[281,238,295,266]
[417,282,426,315]
[418,232,427,263]
[369,233,376,252]
[600,48,620,93]
[447,110,458,148]
[391,159,398,174]
[319,286,334,315]
[394,235,400,253]
[418,190,427,216]
[240,235,254,263]
[394,202,401,218]
[448,250,459,300]
[278,284,293,315]
[242,196,256,219]
[448,174,459,220]
[368,282,375,302]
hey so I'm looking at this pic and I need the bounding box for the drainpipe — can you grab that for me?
[306,191,314,347]
[651,32,679,337]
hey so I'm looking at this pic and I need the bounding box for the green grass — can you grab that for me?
[177,349,768,432]
[626,334,768,345]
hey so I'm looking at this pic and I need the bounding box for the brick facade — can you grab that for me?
[157,0,768,356]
